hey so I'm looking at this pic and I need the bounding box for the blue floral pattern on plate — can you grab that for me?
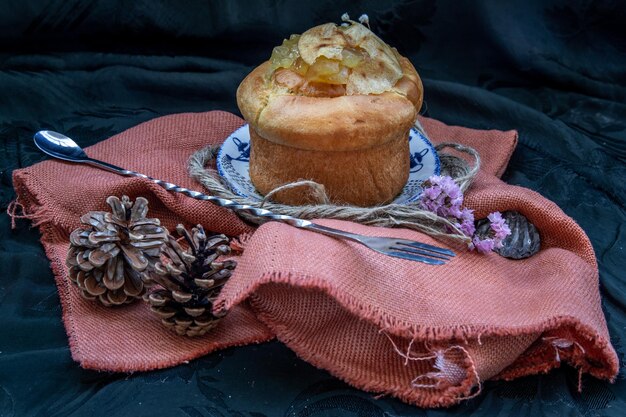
[217,124,440,204]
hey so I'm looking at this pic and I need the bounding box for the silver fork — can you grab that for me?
[33,130,455,265]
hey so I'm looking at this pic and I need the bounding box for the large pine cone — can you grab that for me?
[144,224,236,337]
[66,195,168,306]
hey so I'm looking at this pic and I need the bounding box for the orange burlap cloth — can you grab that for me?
[12,111,618,408]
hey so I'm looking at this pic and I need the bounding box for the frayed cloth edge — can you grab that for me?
[216,270,619,387]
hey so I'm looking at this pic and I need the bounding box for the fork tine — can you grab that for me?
[390,245,452,261]
[395,240,455,257]
[387,251,446,265]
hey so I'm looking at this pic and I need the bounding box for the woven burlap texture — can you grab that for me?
[12,111,618,408]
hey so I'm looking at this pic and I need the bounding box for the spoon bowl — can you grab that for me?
[34,130,89,162]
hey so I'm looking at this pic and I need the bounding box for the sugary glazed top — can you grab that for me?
[268,22,406,97]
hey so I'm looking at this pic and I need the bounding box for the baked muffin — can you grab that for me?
[237,21,423,206]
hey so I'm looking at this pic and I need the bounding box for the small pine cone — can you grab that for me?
[66,195,168,306]
[144,224,236,337]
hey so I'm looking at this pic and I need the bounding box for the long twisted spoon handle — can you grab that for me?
[84,158,376,243]
[85,158,314,228]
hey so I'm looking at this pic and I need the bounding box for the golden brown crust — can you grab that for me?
[237,48,423,206]
[236,62,273,127]
[249,128,410,206]
[236,57,423,152]
[393,56,423,110]
[256,92,415,151]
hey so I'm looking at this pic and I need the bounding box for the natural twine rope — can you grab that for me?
[187,124,480,244]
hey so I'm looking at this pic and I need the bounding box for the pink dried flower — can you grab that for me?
[470,211,512,253]
[422,185,441,201]
[470,236,496,254]
[420,175,476,239]
[459,208,476,237]
[488,211,511,242]
[419,175,465,219]
[419,175,511,254]
[440,176,463,207]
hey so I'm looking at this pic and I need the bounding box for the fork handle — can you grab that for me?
[300,223,365,243]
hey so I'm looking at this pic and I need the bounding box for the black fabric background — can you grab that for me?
[1,1,625,416]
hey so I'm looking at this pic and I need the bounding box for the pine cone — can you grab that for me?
[144,224,236,337]
[66,195,168,306]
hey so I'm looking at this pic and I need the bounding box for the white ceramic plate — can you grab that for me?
[217,124,440,205]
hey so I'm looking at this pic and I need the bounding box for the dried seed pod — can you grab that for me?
[475,211,540,259]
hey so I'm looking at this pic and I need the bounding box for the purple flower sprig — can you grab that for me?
[469,212,512,254]
[418,175,511,254]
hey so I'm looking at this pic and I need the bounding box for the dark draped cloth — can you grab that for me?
[1,1,624,416]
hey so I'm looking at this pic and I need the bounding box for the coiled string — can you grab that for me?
[187,124,480,243]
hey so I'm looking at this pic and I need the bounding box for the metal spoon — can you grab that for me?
[33,130,454,265]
